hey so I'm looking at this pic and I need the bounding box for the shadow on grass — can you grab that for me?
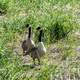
[22,64,35,69]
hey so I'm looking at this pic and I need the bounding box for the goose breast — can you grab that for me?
[37,42,46,54]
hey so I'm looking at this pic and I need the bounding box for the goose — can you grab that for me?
[25,27,46,65]
[37,27,46,57]
[35,27,46,65]
[22,24,35,56]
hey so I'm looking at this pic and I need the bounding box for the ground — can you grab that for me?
[0,0,80,80]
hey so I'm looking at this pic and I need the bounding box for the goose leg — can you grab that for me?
[33,58,36,65]
[38,58,40,65]
[36,50,41,65]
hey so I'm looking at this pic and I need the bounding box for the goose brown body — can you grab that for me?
[22,25,35,56]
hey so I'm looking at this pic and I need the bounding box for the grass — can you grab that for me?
[0,0,80,80]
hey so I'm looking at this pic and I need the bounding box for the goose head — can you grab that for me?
[36,27,43,42]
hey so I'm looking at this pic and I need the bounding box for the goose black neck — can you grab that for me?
[39,30,43,42]
[28,27,31,38]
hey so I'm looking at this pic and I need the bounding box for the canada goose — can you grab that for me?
[34,27,46,65]
[22,24,35,56]
[37,27,46,56]
[25,27,46,65]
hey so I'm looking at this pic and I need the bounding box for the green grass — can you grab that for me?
[0,0,80,80]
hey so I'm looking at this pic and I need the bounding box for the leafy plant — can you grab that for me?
[48,19,73,42]
[0,1,8,14]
